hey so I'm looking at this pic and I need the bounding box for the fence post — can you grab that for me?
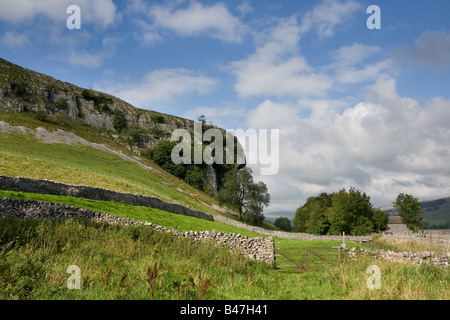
[342,231,346,249]
[267,236,275,270]
[304,248,308,271]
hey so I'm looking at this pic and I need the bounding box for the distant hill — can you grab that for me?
[379,197,450,228]
[264,211,295,226]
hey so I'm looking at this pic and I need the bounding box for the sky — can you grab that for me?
[0,0,449,215]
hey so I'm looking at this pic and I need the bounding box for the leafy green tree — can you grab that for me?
[393,193,424,232]
[293,204,310,232]
[327,187,373,235]
[149,141,187,180]
[184,166,204,190]
[372,208,389,233]
[293,193,332,233]
[217,167,270,224]
[351,216,374,236]
[274,216,292,232]
[112,110,127,133]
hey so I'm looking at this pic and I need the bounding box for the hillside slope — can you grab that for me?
[0,57,240,219]
[0,57,239,195]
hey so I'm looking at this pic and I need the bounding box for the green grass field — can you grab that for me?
[0,216,448,300]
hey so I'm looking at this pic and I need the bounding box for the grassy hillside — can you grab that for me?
[0,120,223,216]
[421,197,450,228]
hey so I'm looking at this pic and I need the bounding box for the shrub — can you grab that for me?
[35,110,48,122]
[150,115,165,124]
[113,110,127,133]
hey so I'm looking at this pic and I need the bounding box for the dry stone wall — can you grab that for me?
[0,175,213,221]
[345,247,449,267]
[0,197,275,264]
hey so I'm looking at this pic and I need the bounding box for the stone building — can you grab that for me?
[386,216,408,235]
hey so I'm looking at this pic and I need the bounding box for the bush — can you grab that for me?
[113,110,127,133]
[184,166,204,190]
[11,81,28,98]
[274,217,292,232]
[55,98,67,110]
[150,115,165,124]
[35,110,48,122]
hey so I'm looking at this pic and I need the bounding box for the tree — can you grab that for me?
[393,193,424,232]
[327,187,373,235]
[217,167,270,225]
[274,217,292,232]
[293,193,333,235]
[293,204,311,232]
[149,141,187,180]
[372,209,389,233]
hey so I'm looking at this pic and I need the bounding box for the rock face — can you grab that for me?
[0,57,193,147]
[0,197,275,264]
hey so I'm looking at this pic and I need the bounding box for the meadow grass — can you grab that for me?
[0,216,448,300]
[362,234,448,253]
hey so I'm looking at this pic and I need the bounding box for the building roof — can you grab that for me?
[388,216,403,224]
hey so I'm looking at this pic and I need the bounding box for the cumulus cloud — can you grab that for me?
[96,68,218,109]
[229,17,333,98]
[246,77,450,209]
[329,43,394,84]
[392,30,450,69]
[148,1,246,43]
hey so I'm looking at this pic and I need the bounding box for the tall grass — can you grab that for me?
[0,216,448,300]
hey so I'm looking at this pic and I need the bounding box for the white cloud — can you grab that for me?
[229,17,333,98]
[299,0,362,39]
[65,37,119,68]
[236,1,254,17]
[247,77,450,210]
[149,1,245,43]
[332,43,382,67]
[96,68,218,109]
[246,100,298,129]
[329,43,394,84]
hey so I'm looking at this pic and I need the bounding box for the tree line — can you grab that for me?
[292,189,424,236]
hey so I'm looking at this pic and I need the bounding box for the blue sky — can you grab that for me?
[1,0,449,214]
